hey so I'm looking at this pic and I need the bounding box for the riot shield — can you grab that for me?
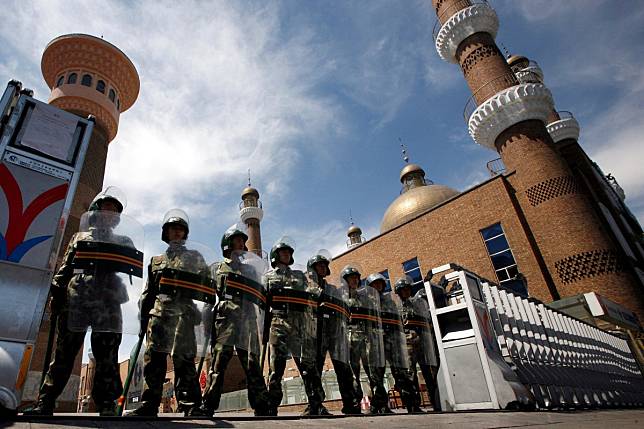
[68,210,144,334]
[215,250,268,356]
[265,264,318,360]
[407,290,438,366]
[150,240,216,357]
[318,282,350,364]
[380,292,410,369]
[349,285,385,368]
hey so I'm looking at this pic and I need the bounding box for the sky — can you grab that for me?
[1,1,644,359]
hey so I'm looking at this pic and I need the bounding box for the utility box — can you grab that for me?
[0,81,93,412]
[425,264,533,411]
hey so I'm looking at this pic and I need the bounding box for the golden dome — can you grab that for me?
[380,183,459,233]
[399,163,425,182]
[347,224,362,236]
[241,186,259,198]
[506,54,529,69]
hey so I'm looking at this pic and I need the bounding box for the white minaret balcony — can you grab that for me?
[468,83,555,150]
[515,61,544,84]
[546,112,580,143]
[240,206,263,222]
[435,1,499,64]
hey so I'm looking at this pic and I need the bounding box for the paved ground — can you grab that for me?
[2,409,644,429]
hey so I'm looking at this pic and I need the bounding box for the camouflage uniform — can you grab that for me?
[265,266,325,415]
[201,258,269,415]
[347,288,387,412]
[35,227,133,413]
[310,273,360,414]
[138,244,207,413]
[377,292,418,412]
[402,293,439,410]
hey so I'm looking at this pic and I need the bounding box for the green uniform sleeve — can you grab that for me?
[51,234,78,289]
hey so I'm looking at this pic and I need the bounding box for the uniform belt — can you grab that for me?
[223,272,267,310]
[349,306,380,326]
[158,268,216,304]
[270,287,317,313]
[319,293,350,321]
[380,311,403,329]
[406,314,431,330]
[72,241,144,278]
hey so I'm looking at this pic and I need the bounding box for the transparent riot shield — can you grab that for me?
[68,210,144,334]
[408,290,438,366]
[380,292,410,369]
[265,263,318,360]
[349,285,385,368]
[215,250,268,356]
[150,240,216,357]
[318,282,350,364]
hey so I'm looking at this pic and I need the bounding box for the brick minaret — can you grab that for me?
[239,183,264,256]
[41,34,140,251]
[347,223,365,249]
[432,1,643,319]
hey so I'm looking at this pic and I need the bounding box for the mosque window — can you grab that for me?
[56,75,64,87]
[108,89,116,103]
[96,80,106,94]
[117,98,120,110]
[81,74,92,87]
[67,73,77,84]
[402,257,424,294]
[380,270,392,292]
[481,223,527,297]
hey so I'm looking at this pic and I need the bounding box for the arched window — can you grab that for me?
[67,73,77,84]
[96,80,106,94]
[116,98,120,110]
[81,74,92,87]
[56,75,64,87]
[108,89,116,103]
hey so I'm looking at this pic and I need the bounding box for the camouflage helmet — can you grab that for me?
[394,275,413,295]
[366,272,387,292]
[307,249,332,276]
[221,224,248,256]
[340,264,361,281]
[89,186,125,213]
[162,208,190,243]
[270,236,295,268]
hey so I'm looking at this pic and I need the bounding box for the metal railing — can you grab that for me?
[463,72,519,122]
[514,69,543,84]
[432,0,489,42]
[486,158,506,177]
[238,200,263,210]
[556,110,574,120]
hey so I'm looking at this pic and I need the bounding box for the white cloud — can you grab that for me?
[0,0,343,229]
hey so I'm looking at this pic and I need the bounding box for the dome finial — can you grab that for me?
[500,42,511,59]
[399,137,409,163]
[248,168,252,187]
[349,208,354,226]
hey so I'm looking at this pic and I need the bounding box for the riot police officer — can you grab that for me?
[366,273,419,413]
[263,237,328,416]
[307,251,361,415]
[131,209,211,417]
[200,226,270,416]
[25,188,139,416]
[344,266,386,414]
[395,277,439,411]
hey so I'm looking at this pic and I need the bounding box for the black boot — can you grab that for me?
[22,401,54,416]
[341,405,362,415]
[126,402,159,417]
[185,406,209,417]
[97,401,117,416]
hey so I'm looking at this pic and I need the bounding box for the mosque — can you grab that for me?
[7,0,644,414]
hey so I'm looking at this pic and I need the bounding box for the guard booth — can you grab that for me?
[0,81,93,412]
[425,264,533,411]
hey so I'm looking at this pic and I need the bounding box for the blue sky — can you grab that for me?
[2,0,643,263]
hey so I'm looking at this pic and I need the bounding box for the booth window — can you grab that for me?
[108,89,116,102]
[96,80,106,94]
[81,74,92,87]
[480,223,527,296]
[56,75,64,87]
[67,73,77,84]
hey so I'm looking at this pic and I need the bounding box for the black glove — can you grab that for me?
[140,315,150,335]
[49,286,66,315]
